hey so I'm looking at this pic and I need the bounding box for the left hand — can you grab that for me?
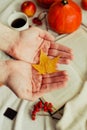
[7,27,73,64]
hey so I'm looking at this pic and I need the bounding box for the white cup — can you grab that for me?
[8,11,29,31]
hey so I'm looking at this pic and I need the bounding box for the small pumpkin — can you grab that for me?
[47,0,82,34]
[36,0,57,9]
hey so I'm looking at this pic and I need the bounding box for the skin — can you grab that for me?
[0,23,73,100]
[2,60,68,100]
[6,27,73,64]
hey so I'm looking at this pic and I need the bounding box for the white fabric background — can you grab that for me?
[0,0,87,130]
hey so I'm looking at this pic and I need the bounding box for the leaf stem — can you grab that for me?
[61,0,68,5]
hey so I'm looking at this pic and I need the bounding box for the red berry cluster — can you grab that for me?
[31,101,53,120]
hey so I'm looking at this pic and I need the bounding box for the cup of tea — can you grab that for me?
[8,11,29,31]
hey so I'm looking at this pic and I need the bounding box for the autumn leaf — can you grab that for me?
[32,50,60,74]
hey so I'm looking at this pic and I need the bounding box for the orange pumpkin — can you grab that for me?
[36,0,57,8]
[47,0,82,34]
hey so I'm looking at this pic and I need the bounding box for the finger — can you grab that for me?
[39,30,55,41]
[48,49,73,60]
[43,71,67,78]
[33,39,51,63]
[32,76,42,92]
[40,40,50,55]
[32,68,42,92]
[50,43,73,53]
[42,75,68,84]
[30,80,67,100]
[41,81,67,93]
[47,55,72,64]
[58,58,71,64]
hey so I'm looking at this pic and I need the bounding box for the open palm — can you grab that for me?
[7,27,73,64]
[6,60,68,100]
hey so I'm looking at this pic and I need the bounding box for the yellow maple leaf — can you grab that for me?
[32,50,60,74]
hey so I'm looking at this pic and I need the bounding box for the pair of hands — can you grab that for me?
[4,27,73,100]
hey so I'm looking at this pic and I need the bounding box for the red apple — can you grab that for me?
[21,1,36,17]
[81,0,87,10]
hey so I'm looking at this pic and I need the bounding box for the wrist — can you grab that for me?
[0,23,19,53]
[0,61,9,84]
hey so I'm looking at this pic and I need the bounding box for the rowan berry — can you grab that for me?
[48,103,53,108]
[37,101,43,108]
[44,102,48,106]
[48,108,53,113]
[34,106,40,112]
[32,110,36,116]
[32,115,36,120]
[43,106,48,112]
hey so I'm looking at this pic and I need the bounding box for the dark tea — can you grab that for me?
[11,18,26,28]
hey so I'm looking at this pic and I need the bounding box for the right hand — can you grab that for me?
[4,60,68,100]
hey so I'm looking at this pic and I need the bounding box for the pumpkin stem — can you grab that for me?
[61,0,68,5]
